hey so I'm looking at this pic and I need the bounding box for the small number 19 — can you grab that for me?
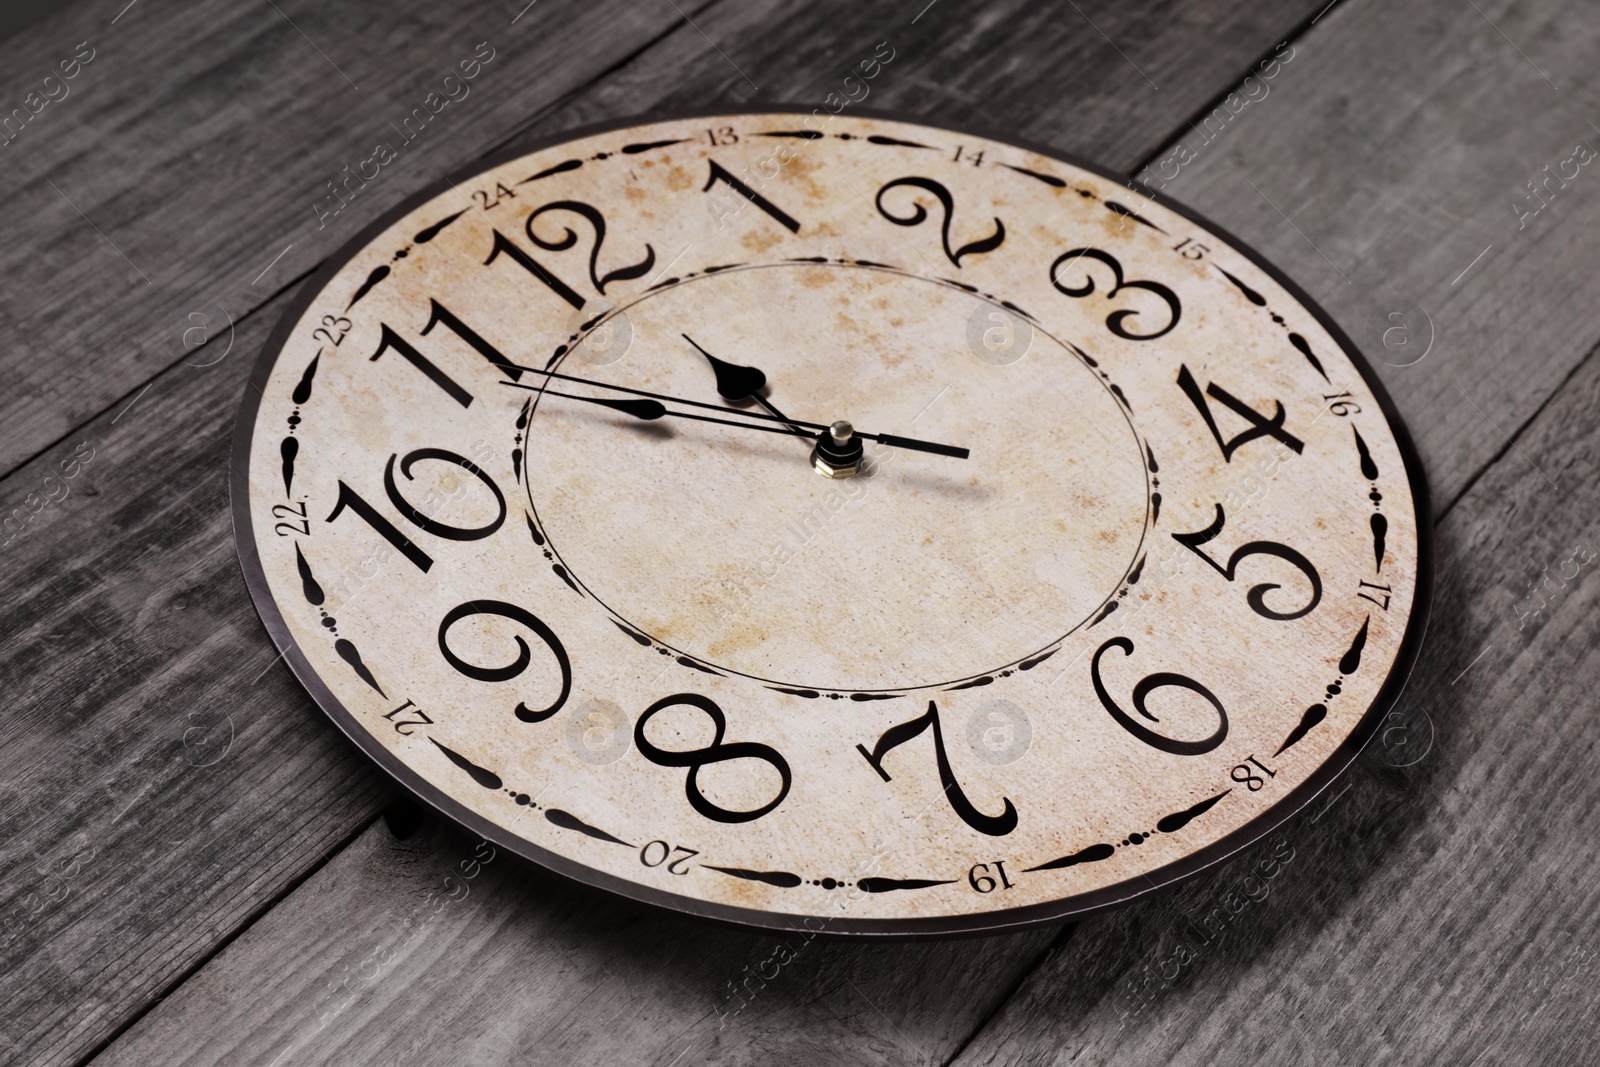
[968,860,1014,893]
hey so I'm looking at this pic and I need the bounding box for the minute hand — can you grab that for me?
[499,381,970,459]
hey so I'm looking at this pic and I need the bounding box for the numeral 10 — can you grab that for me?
[326,446,507,573]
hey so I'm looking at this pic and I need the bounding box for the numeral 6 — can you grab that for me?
[1090,637,1228,756]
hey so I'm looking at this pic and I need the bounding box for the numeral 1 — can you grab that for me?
[422,299,523,382]
[1321,390,1361,417]
[968,860,1013,893]
[1357,580,1392,610]
[371,302,526,408]
[702,160,801,234]
[371,324,474,409]
[1177,364,1305,462]
[1231,755,1276,791]
[326,480,433,573]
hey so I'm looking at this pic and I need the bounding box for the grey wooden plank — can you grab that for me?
[0,0,1324,483]
[0,2,1341,1065]
[491,0,1330,178]
[1130,0,1600,509]
[949,336,1600,1067]
[0,287,401,1067]
[0,0,696,481]
[943,0,1600,1060]
[86,812,1059,1067]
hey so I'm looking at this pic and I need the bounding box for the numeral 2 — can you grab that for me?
[524,199,656,295]
[640,840,699,874]
[485,228,585,310]
[384,699,434,735]
[272,500,309,537]
[876,177,1005,267]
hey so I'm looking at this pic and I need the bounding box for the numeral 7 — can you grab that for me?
[1356,580,1392,610]
[857,701,1017,836]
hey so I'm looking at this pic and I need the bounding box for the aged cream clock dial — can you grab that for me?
[232,111,1429,935]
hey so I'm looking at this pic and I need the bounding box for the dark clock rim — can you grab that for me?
[229,105,1435,940]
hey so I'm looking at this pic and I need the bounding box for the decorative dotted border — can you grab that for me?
[260,118,1410,909]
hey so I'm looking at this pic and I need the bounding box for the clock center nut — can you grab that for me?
[811,420,863,478]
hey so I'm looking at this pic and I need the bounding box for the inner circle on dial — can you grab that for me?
[522,262,1148,692]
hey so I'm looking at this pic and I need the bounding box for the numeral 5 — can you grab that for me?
[1172,503,1322,620]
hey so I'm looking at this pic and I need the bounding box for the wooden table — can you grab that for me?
[3,1,1596,1063]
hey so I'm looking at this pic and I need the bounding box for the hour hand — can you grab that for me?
[682,333,765,400]
[681,334,806,433]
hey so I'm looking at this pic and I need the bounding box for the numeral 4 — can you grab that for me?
[1177,364,1304,462]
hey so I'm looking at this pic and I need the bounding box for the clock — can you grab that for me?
[231,110,1429,936]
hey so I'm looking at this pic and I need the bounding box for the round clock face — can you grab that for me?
[233,111,1429,936]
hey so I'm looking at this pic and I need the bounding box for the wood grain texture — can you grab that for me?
[0,0,694,480]
[0,289,400,1067]
[1134,0,1600,509]
[0,2,1340,1065]
[946,0,1600,1061]
[88,812,1058,1067]
[949,338,1600,1067]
